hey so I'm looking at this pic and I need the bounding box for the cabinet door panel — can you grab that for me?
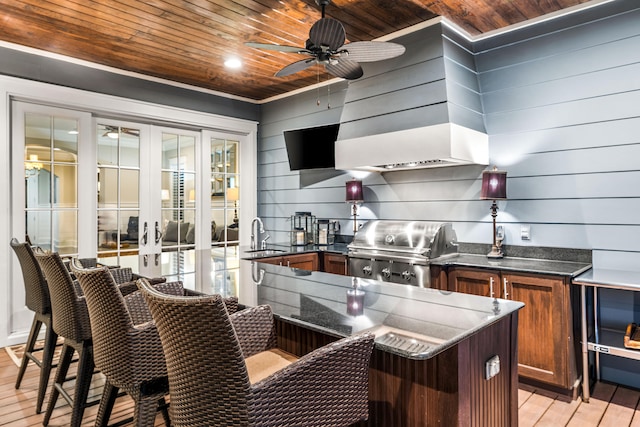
[284,253,319,271]
[257,256,283,266]
[449,269,501,298]
[506,273,567,387]
[323,253,348,275]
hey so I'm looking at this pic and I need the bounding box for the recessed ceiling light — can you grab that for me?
[224,58,242,69]
[68,130,79,135]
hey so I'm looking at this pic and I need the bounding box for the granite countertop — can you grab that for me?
[240,242,349,259]
[243,260,523,360]
[242,243,592,278]
[431,253,592,277]
[572,268,640,291]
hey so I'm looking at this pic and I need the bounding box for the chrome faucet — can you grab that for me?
[250,217,265,250]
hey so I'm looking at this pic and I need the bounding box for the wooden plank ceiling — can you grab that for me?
[0,0,592,101]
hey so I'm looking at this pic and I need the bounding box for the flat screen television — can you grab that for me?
[284,123,339,170]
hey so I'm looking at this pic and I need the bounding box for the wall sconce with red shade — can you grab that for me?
[345,179,364,234]
[480,166,507,259]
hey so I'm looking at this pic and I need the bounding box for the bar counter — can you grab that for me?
[243,258,524,360]
[136,248,523,426]
[235,252,524,427]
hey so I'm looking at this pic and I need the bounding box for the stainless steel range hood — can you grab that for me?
[334,21,489,172]
[335,123,488,172]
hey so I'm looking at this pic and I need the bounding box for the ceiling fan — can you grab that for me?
[100,125,140,139]
[246,0,406,80]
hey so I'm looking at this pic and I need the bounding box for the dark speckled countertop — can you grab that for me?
[244,261,523,360]
[431,254,592,277]
[242,242,592,278]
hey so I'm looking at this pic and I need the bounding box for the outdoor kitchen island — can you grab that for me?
[237,255,524,427]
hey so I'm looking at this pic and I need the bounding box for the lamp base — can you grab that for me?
[487,245,504,259]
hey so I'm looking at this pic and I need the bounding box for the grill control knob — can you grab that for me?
[362,265,372,275]
[402,270,414,282]
[384,234,395,245]
[382,267,391,279]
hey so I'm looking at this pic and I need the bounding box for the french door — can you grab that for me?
[3,78,257,348]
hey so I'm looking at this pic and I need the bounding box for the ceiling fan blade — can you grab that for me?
[245,42,308,54]
[275,58,317,77]
[325,59,363,80]
[337,41,406,62]
[309,18,345,51]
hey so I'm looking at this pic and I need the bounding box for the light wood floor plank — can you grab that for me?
[598,386,640,427]
[519,392,554,427]
[534,394,581,426]
[566,382,617,427]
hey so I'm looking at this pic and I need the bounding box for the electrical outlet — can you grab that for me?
[485,355,500,380]
[521,225,531,240]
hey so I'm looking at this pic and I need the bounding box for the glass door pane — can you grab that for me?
[24,112,79,254]
[209,137,240,297]
[211,138,239,246]
[96,123,141,264]
[161,132,196,252]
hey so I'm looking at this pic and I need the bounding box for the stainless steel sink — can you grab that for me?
[245,249,286,256]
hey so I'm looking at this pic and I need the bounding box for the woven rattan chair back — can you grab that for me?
[35,252,91,342]
[71,262,171,427]
[139,280,251,426]
[10,238,50,315]
[9,238,58,413]
[71,263,167,386]
[34,251,95,427]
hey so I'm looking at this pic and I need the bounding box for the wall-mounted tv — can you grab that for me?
[284,123,340,171]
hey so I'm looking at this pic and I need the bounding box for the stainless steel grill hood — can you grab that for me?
[334,21,489,172]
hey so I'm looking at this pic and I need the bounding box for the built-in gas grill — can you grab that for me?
[348,220,458,287]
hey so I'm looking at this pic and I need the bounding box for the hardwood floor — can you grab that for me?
[3,345,640,426]
[0,346,166,426]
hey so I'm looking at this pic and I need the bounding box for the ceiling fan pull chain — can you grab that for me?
[327,74,331,109]
[316,66,321,106]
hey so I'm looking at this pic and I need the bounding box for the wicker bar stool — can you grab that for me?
[69,261,183,427]
[9,238,58,414]
[34,251,96,427]
[138,279,375,427]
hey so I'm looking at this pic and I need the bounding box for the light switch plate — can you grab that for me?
[521,225,531,240]
[485,355,500,380]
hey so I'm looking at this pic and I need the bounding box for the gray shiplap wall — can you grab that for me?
[259,2,640,270]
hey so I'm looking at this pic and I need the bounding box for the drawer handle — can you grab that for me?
[489,277,495,298]
[503,278,509,299]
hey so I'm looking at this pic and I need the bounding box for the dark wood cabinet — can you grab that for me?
[322,253,349,275]
[448,267,578,396]
[257,252,319,272]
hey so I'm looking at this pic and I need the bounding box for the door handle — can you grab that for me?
[141,222,148,246]
[155,221,163,244]
[503,278,509,299]
[489,277,495,298]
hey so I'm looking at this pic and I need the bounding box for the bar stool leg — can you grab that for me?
[43,344,74,426]
[15,317,41,389]
[69,344,95,427]
[95,382,118,427]
[36,326,58,413]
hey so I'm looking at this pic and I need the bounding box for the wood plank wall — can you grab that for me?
[258,3,640,270]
